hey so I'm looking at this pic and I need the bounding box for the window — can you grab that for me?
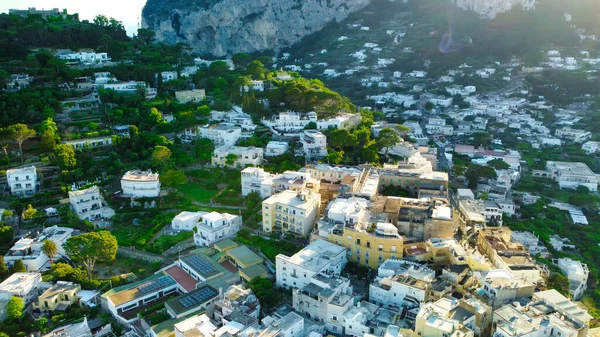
[391,245,396,252]
[378,254,383,261]
[378,244,383,252]
[356,238,361,245]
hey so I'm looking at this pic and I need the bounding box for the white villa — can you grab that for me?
[120,170,161,197]
[68,186,114,221]
[6,166,38,197]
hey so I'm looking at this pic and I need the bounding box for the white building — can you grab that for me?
[57,51,110,65]
[429,96,453,108]
[262,190,321,236]
[4,226,74,272]
[68,186,114,221]
[6,166,38,196]
[199,124,242,147]
[262,111,317,134]
[555,258,589,300]
[243,80,265,92]
[369,274,430,310]
[555,127,592,143]
[161,71,178,82]
[265,141,290,157]
[211,146,263,168]
[171,211,204,231]
[175,89,206,104]
[275,239,347,289]
[324,197,370,226]
[301,130,328,159]
[582,141,600,154]
[546,161,598,192]
[0,272,42,305]
[120,170,161,197]
[480,269,535,307]
[510,231,548,257]
[241,167,275,198]
[64,136,113,150]
[316,113,362,131]
[414,297,489,337]
[194,211,242,247]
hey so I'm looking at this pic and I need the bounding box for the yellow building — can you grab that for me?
[33,281,81,312]
[322,222,404,270]
[262,190,321,237]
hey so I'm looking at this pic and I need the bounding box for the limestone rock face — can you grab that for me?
[142,0,371,57]
[452,0,537,19]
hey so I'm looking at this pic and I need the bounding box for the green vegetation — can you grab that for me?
[64,231,118,279]
[235,229,301,261]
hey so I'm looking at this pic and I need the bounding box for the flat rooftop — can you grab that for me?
[280,239,345,272]
[121,170,159,182]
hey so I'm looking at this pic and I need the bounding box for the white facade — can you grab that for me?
[243,80,265,92]
[4,226,73,272]
[262,190,321,236]
[199,124,242,146]
[275,239,347,289]
[325,197,370,225]
[171,211,204,231]
[369,274,429,310]
[64,136,113,150]
[301,130,328,158]
[57,51,110,64]
[265,141,290,157]
[241,167,275,198]
[68,186,113,221]
[161,71,178,82]
[555,127,592,143]
[194,211,242,247]
[262,111,317,134]
[316,113,362,131]
[546,161,598,192]
[582,141,600,154]
[555,258,589,300]
[481,269,535,306]
[120,170,161,197]
[429,96,453,108]
[211,146,263,168]
[6,166,38,196]
[0,272,42,305]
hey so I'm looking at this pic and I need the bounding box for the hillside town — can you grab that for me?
[0,4,600,337]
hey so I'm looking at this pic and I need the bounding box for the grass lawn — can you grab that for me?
[151,231,193,253]
[178,184,218,203]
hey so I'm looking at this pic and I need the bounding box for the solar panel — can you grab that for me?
[177,286,218,309]
[185,255,218,276]
[139,276,176,294]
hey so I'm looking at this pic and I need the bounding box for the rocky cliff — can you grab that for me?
[142,0,371,57]
[452,0,537,19]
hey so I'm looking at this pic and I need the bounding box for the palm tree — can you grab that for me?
[41,240,59,265]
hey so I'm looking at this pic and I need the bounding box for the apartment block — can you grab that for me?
[262,190,321,236]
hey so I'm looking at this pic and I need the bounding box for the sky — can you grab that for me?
[0,0,147,36]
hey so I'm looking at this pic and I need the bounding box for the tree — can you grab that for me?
[0,256,8,278]
[7,296,24,321]
[152,145,172,171]
[39,118,59,141]
[246,60,266,80]
[12,260,26,273]
[325,150,344,164]
[54,144,77,170]
[377,128,401,162]
[137,28,155,45]
[547,273,570,296]
[40,130,57,151]
[488,159,510,170]
[0,225,14,247]
[42,240,59,265]
[11,202,24,228]
[7,124,36,164]
[394,124,411,139]
[473,132,492,147]
[0,128,12,165]
[93,14,109,26]
[465,165,498,189]
[329,129,351,150]
[225,154,238,166]
[23,204,36,220]
[209,61,230,77]
[161,170,188,187]
[249,277,280,310]
[148,107,163,126]
[194,138,215,163]
[232,53,252,69]
[64,231,118,279]
[424,102,435,111]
